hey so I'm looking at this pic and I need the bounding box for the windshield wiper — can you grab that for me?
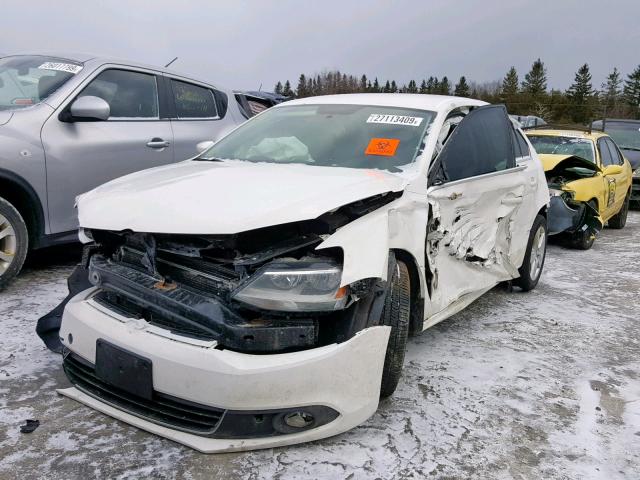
[197,156,227,162]
[619,146,640,152]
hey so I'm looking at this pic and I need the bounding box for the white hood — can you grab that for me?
[78,160,406,234]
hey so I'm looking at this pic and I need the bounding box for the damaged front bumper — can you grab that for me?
[547,194,602,236]
[58,288,390,452]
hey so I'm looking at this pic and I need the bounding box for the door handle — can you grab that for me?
[448,192,462,200]
[146,138,171,149]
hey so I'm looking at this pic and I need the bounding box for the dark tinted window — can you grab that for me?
[432,106,514,182]
[171,80,218,118]
[604,138,623,165]
[516,131,530,157]
[80,69,158,119]
[598,139,615,166]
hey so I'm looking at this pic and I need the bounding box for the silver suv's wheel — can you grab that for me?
[0,197,28,291]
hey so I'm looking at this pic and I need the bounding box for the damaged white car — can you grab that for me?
[38,94,550,452]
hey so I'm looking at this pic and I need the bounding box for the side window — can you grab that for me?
[605,138,624,165]
[79,69,159,119]
[516,130,530,157]
[598,139,615,167]
[430,106,515,183]
[171,80,218,119]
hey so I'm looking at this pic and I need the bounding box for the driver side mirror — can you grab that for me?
[603,164,623,176]
[69,96,110,121]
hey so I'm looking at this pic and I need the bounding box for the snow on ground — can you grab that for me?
[0,214,639,479]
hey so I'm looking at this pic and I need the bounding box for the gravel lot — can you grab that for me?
[1,213,639,480]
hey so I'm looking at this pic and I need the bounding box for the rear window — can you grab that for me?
[602,122,640,151]
[527,135,595,163]
[0,55,82,111]
[171,80,218,119]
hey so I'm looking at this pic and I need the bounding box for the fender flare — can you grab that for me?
[0,167,46,244]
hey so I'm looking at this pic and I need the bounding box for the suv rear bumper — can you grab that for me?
[59,288,390,452]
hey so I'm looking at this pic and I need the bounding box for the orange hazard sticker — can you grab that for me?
[365,138,400,156]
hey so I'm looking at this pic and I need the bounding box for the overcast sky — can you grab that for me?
[2,0,639,92]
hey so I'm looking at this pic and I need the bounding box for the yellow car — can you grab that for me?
[526,128,633,249]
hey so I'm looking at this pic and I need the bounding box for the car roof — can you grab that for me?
[525,128,609,141]
[279,93,487,112]
[3,51,227,91]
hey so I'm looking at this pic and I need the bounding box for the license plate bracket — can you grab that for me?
[95,339,153,400]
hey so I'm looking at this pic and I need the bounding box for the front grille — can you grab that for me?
[63,351,224,435]
[93,291,218,341]
[119,246,239,298]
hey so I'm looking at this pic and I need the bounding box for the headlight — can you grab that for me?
[232,260,348,312]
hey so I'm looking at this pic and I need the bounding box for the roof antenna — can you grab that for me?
[165,57,178,68]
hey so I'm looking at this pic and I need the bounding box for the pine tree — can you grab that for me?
[390,80,398,93]
[426,77,436,93]
[360,75,368,92]
[439,76,451,95]
[454,76,470,97]
[419,79,428,94]
[274,81,283,95]
[307,77,313,96]
[282,80,293,97]
[296,74,307,97]
[406,80,418,93]
[373,78,380,92]
[522,58,547,96]
[566,63,594,123]
[623,65,640,117]
[383,80,391,93]
[502,67,519,96]
[367,80,372,91]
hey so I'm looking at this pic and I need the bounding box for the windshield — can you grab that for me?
[0,56,82,111]
[527,135,595,163]
[200,104,436,172]
[602,122,640,151]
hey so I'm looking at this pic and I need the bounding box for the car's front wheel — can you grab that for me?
[379,255,411,398]
[514,214,547,292]
[0,197,28,291]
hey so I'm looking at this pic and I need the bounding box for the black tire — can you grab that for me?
[567,200,598,250]
[608,190,630,229]
[379,257,411,398]
[514,214,547,292]
[0,196,28,291]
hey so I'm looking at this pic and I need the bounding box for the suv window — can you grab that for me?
[598,138,615,167]
[171,80,218,119]
[79,69,159,119]
[432,106,515,183]
[604,138,623,165]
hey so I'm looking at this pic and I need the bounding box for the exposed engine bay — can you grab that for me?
[38,192,402,354]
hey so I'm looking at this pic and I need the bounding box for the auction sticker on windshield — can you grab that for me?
[38,62,83,74]
[367,114,423,126]
[365,138,400,156]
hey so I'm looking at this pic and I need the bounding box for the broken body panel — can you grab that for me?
[41,94,549,452]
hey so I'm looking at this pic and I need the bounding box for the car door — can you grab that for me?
[597,137,625,219]
[166,76,239,160]
[426,105,531,315]
[603,137,630,211]
[41,67,174,234]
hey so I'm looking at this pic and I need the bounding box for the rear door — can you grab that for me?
[42,67,174,234]
[603,137,630,212]
[165,77,238,160]
[426,105,532,315]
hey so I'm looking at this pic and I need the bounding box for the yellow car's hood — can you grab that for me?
[538,154,601,173]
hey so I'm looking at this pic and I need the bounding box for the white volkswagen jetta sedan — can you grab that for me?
[40,94,549,452]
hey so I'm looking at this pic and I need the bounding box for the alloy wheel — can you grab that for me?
[529,225,546,281]
[0,213,17,275]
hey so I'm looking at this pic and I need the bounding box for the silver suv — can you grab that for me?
[0,53,247,289]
